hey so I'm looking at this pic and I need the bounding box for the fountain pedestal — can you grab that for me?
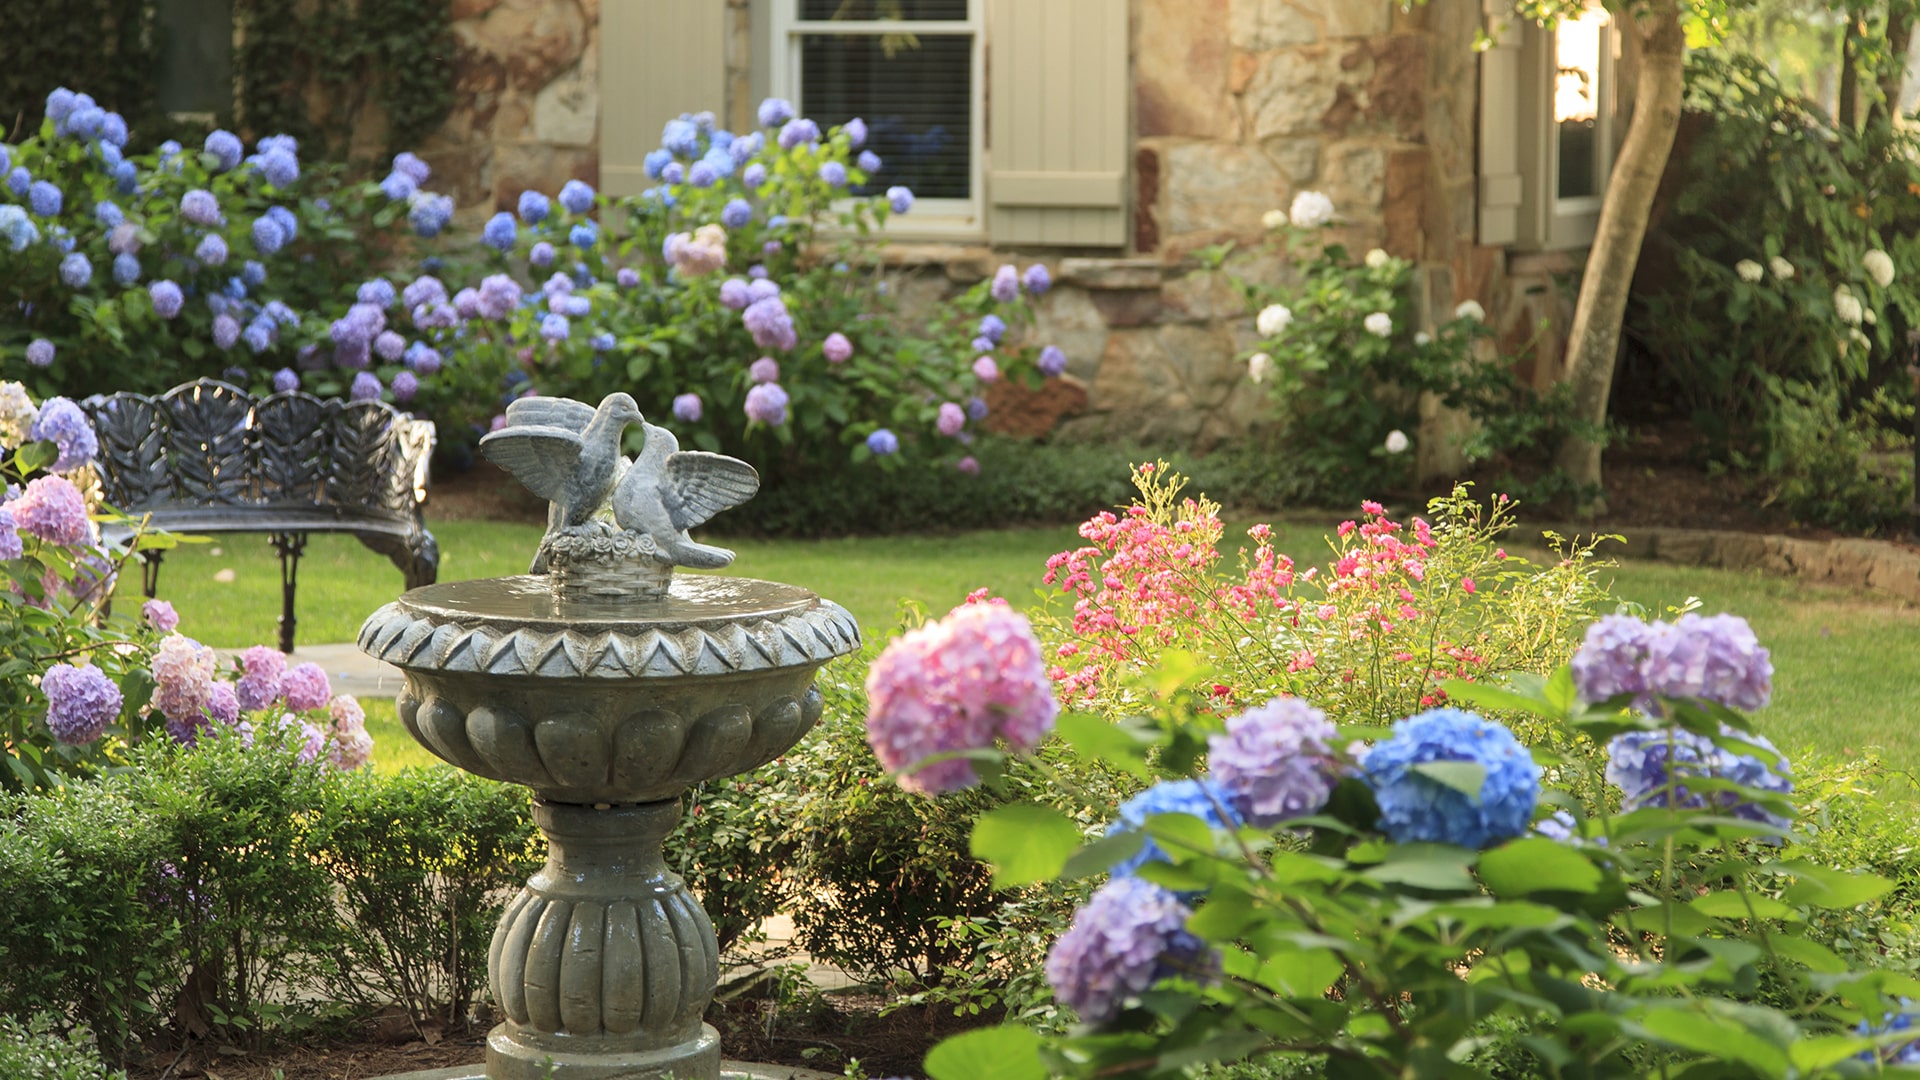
[360,574,859,1080]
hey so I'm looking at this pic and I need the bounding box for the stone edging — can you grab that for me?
[1524,522,1920,605]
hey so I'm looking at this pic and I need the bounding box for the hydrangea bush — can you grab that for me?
[0,380,372,789]
[0,87,455,402]
[871,602,1920,1079]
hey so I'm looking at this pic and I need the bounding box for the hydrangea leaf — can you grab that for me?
[1631,1006,1792,1074]
[1184,887,1258,941]
[1055,711,1153,778]
[1255,947,1344,998]
[1691,890,1799,921]
[1360,844,1477,891]
[923,1025,1047,1080]
[1779,861,1893,909]
[1410,761,1487,799]
[1766,934,1846,974]
[1060,829,1145,881]
[1788,1035,1877,1072]
[1142,811,1221,864]
[968,803,1081,889]
[1479,838,1601,896]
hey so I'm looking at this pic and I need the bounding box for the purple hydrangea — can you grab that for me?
[866,428,899,455]
[616,267,640,288]
[1645,614,1773,712]
[409,192,453,238]
[823,332,853,363]
[150,280,185,319]
[358,278,397,308]
[673,393,703,422]
[211,314,240,350]
[30,397,98,472]
[1045,877,1216,1025]
[662,119,700,156]
[235,645,286,712]
[42,663,123,745]
[978,314,1007,344]
[743,383,789,426]
[887,186,914,214]
[374,331,406,362]
[264,367,297,393]
[282,662,331,712]
[858,150,882,174]
[391,370,419,403]
[13,475,90,546]
[483,212,517,252]
[937,402,965,437]
[405,343,442,375]
[558,179,595,214]
[1107,779,1243,879]
[25,339,55,368]
[1207,697,1338,827]
[844,117,868,147]
[991,264,1019,303]
[742,163,767,189]
[1605,725,1792,830]
[379,172,416,201]
[819,161,848,187]
[181,189,221,226]
[152,635,216,723]
[1361,708,1540,849]
[204,681,240,727]
[477,274,522,320]
[957,455,980,475]
[966,396,989,422]
[1024,263,1052,296]
[662,162,686,185]
[743,296,797,351]
[1038,345,1068,377]
[540,313,571,341]
[196,234,229,267]
[721,198,753,229]
[971,334,994,352]
[779,118,822,150]
[28,181,62,217]
[142,598,180,633]
[517,190,550,225]
[748,356,780,384]
[757,98,795,128]
[719,277,752,310]
[350,372,382,402]
[259,148,299,188]
[58,253,91,289]
[391,151,431,185]
[1570,615,1653,703]
[530,241,555,268]
[0,508,19,560]
[204,130,243,171]
[687,162,718,188]
[402,275,448,311]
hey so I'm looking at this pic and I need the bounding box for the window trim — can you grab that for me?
[766,0,988,240]
[1532,10,1617,250]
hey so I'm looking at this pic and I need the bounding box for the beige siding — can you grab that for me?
[987,0,1129,247]
[601,1,728,198]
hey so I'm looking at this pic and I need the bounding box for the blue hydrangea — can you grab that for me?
[97,142,123,170]
[1025,263,1052,296]
[966,396,989,422]
[259,148,299,187]
[212,314,240,350]
[820,161,848,187]
[558,179,596,214]
[700,146,735,180]
[844,117,868,148]
[45,88,76,124]
[265,205,299,242]
[1105,779,1242,880]
[662,119,700,157]
[757,98,795,128]
[358,278,398,309]
[350,372,382,402]
[590,332,616,352]
[150,280,185,319]
[58,253,92,289]
[94,201,123,228]
[482,211,517,252]
[0,146,8,174]
[731,131,765,165]
[1038,345,1068,377]
[742,163,767,189]
[46,225,74,253]
[181,189,222,226]
[405,342,442,375]
[379,171,416,201]
[661,162,686,185]
[779,118,822,150]
[562,296,590,317]
[264,300,298,327]
[518,190,551,225]
[857,149,882,174]
[688,162,718,188]
[530,241,555,268]
[540,313,570,341]
[569,221,598,249]
[1361,708,1541,849]
[28,180,61,217]
[99,112,128,148]
[242,260,267,288]
[888,186,914,214]
[1605,725,1792,830]
[273,368,300,393]
[243,321,273,355]
[30,397,97,472]
[1857,1002,1920,1065]
[222,274,248,299]
[195,234,229,266]
[25,339,54,368]
[111,160,137,194]
[65,106,105,140]
[866,428,899,456]
[978,314,1007,344]
[5,167,28,195]
[204,129,244,171]
[391,151,431,185]
[718,198,753,230]
[0,206,39,252]
[644,148,673,179]
[258,134,299,156]
[408,192,453,238]
[1045,877,1216,1025]
[252,216,286,256]
[112,252,141,285]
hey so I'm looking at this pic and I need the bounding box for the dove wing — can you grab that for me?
[479,424,586,505]
[662,452,760,531]
[504,396,597,433]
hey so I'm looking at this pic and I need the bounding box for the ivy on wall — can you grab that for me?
[233,0,458,164]
[0,0,158,141]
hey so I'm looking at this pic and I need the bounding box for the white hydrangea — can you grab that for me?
[1365,248,1390,269]
[1384,430,1410,454]
[1454,299,1486,323]
[0,381,38,450]
[1864,249,1896,288]
[1866,306,1878,325]
[1834,286,1864,326]
[1248,352,1275,384]
[1364,312,1393,338]
[1852,327,1871,349]
[1769,256,1795,281]
[1261,209,1289,230]
[1735,259,1764,283]
[1289,190,1336,229]
[1256,303,1294,337]
[1414,331,1434,346]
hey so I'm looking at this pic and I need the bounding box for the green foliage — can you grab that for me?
[0,2,157,142]
[1623,51,1916,530]
[0,1015,125,1080]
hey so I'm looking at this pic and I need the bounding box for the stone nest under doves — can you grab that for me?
[478,392,760,575]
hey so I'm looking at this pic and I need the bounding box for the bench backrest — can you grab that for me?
[82,379,435,520]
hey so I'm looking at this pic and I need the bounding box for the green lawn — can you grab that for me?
[124,517,1920,778]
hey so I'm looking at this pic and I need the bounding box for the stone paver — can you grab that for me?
[375,1062,838,1080]
[218,641,407,699]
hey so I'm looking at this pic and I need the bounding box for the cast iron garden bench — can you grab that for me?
[82,378,439,652]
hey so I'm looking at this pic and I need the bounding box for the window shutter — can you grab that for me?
[1476,0,1524,247]
[600,1,728,198]
[987,0,1129,247]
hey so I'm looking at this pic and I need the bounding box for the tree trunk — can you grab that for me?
[1840,12,1862,130]
[1552,3,1689,513]
[1876,4,1914,123]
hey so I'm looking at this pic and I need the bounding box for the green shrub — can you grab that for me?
[0,1015,124,1080]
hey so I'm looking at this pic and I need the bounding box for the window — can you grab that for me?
[154,0,233,123]
[1477,2,1620,250]
[768,0,987,237]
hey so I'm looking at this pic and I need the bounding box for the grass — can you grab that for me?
[123,516,1920,778]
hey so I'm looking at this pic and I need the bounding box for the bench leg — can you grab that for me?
[140,550,164,599]
[271,532,308,654]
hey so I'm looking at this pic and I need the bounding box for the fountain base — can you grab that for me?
[485,1023,722,1080]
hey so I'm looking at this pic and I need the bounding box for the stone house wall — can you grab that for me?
[403,0,1569,453]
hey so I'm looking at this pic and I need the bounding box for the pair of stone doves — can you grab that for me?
[478,393,760,574]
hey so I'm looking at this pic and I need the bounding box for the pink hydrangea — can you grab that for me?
[235,644,286,712]
[12,475,91,546]
[204,680,240,726]
[282,662,331,712]
[328,726,374,770]
[972,356,1000,383]
[151,634,216,723]
[937,402,965,437]
[141,598,179,632]
[329,693,366,729]
[823,332,853,363]
[865,600,1058,795]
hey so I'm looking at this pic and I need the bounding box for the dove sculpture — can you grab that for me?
[611,420,760,569]
[479,392,642,573]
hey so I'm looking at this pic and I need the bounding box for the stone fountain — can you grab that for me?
[358,394,860,1080]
